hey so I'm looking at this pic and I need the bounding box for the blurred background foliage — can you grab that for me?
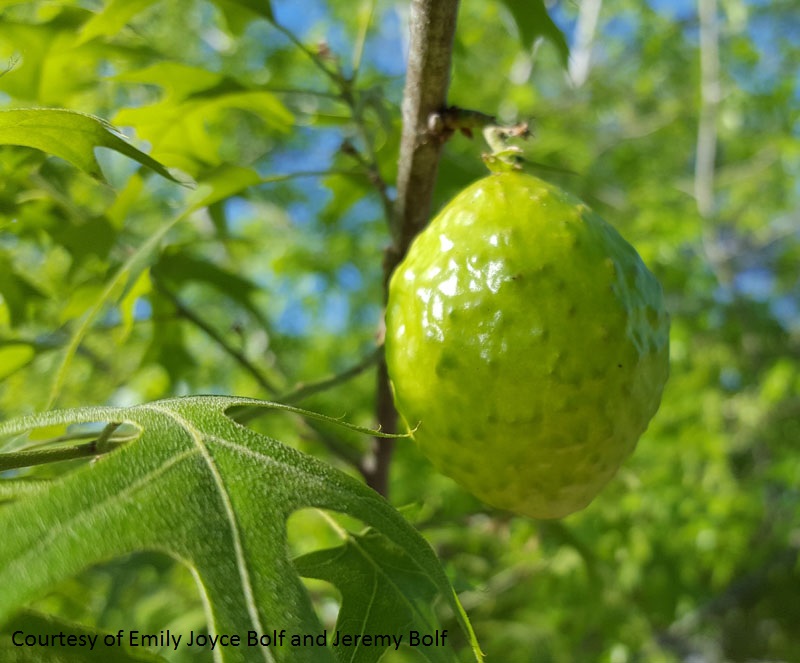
[0,0,798,661]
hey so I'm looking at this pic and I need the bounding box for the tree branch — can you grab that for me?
[366,0,461,498]
[392,0,461,254]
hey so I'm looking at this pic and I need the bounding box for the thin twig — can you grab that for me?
[268,15,394,226]
[270,21,341,83]
[261,169,369,183]
[227,348,384,473]
[340,139,394,222]
[258,86,343,100]
[152,277,281,396]
[230,346,383,424]
[283,347,385,474]
[279,345,383,405]
[354,121,393,220]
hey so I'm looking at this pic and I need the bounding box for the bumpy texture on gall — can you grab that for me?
[385,173,670,519]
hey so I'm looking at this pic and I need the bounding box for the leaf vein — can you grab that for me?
[143,403,273,663]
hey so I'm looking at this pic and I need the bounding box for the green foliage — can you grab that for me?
[499,0,569,65]
[294,529,457,663]
[0,397,480,662]
[0,109,177,182]
[1,0,798,661]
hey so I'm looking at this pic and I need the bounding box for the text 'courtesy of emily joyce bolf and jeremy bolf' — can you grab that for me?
[8,628,452,653]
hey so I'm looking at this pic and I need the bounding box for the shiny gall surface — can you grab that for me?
[385,173,670,519]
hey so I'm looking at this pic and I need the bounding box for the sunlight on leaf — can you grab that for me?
[186,165,262,210]
[499,0,569,66]
[0,109,179,183]
[0,344,35,381]
[114,62,223,101]
[118,268,153,342]
[44,211,186,409]
[113,92,293,175]
[77,0,160,44]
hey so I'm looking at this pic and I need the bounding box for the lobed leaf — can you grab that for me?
[0,396,482,663]
[295,527,458,663]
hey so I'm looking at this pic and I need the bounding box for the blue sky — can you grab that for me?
[254,0,799,336]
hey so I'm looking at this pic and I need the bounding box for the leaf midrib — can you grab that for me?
[145,403,273,663]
